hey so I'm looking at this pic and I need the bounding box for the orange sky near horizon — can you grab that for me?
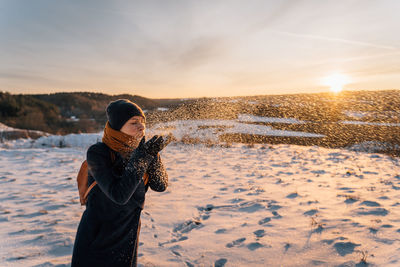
[1,1,399,98]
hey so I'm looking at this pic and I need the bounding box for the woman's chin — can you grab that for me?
[135,132,145,139]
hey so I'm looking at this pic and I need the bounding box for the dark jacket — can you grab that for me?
[71,142,168,267]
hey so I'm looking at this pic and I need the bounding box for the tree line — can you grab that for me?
[0,92,160,134]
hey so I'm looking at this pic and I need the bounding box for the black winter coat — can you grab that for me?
[71,142,168,267]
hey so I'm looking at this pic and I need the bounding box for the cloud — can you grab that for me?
[0,71,47,81]
[246,0,304,32]
[273,30,398,50]
[170,36,229,70]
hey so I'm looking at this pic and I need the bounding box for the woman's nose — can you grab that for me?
[137,124,145,130]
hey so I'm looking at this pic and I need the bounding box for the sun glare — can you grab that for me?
[322,73,349,93]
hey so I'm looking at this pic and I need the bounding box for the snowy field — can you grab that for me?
[1,122,400,266]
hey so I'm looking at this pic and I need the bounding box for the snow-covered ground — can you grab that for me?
[0,123,48,136]
[238,114,307,124]
[150,119,324,144]
[0,122,49,142]
[340,121,400,127]
[0,120,400,266]
[0,122,15,131]
[1,137,400,266]
[0,118,324,149]
[343,111,369,119]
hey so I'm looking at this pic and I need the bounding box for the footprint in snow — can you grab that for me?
[215,228,227,234]
[247,242,264,251]
[304,209,318,216]
[355,207,389,216]
[286,192,298,199]
[253,229,266,238]
[360,200,381,207]
[226,237,246,248]
[333,241,360,256]
[258,217,271,225]
[214,258,228,267]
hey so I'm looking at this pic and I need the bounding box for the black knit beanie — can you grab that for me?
[106,99,146,130]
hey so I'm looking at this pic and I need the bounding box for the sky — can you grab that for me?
[0,0,399,98]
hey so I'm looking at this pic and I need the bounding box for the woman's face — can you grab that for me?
[120,116,145,138]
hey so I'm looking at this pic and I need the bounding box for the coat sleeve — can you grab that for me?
[147,153,168,192]
[87,143,154,205]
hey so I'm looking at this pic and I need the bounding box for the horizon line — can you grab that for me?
[1,88,399,100]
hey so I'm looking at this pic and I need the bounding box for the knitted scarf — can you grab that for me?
[102,121,142,158]
[102,122,148,185]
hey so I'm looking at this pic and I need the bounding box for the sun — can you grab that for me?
[322,73,349,93]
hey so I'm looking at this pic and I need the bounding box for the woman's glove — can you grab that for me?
[124,134,172,186]
[138,134,172,157]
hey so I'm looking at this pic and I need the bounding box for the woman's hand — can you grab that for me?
[138,134,172,157]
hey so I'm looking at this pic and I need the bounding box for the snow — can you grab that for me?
[32,133,103,148]
[224,123,322,137]
[340,121,400,127]
[343,111,369,119]
[347,141,400,153]
[0,122,14,131]
[0,121,399,266]
[238,114,307,124]
[1,133,102,149]
[0,123,49,137]
[151,119,324,143]
[0,119,324,149]
[0,143,399,266]
[67,116,80,122]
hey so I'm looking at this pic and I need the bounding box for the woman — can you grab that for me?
[72,99,170,267]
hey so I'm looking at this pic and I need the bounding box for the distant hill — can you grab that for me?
[0,92,165,134]
[33,92,160,118]
[0,92,64,134]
